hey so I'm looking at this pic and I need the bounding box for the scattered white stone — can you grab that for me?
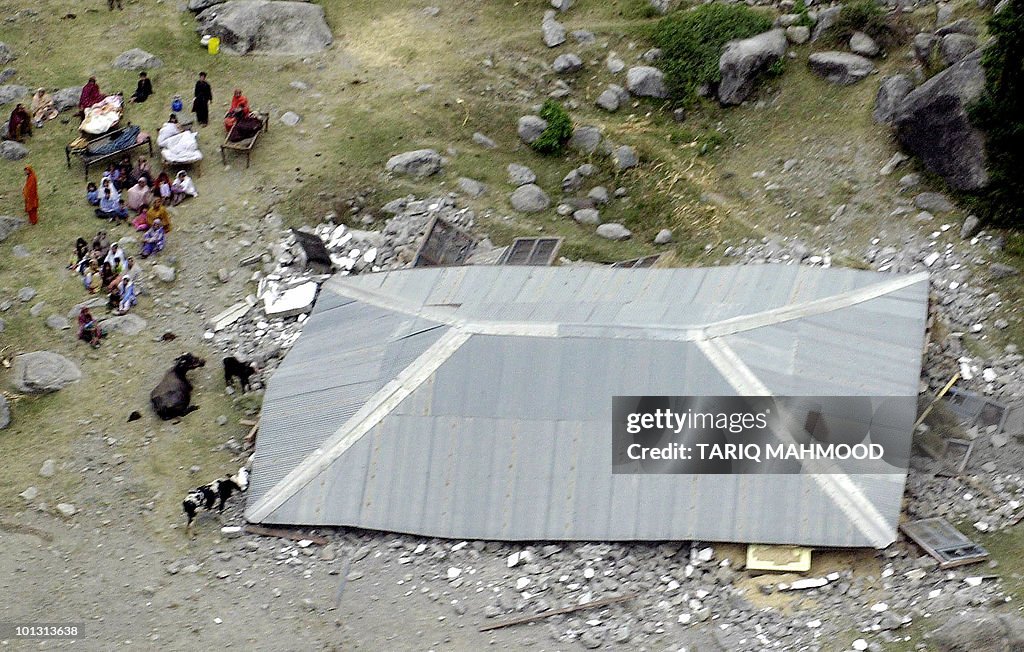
[515,577,530,590]
[853,639,869,651]
[447,567,462,580]
[870,602,889,613]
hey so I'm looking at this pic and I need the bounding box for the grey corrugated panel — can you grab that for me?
[252,266,928,547]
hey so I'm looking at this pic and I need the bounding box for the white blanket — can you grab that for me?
[80,96,123,135]
[157,123,181,148]
[161,130,203,163]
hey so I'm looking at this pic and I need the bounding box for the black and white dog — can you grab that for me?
[182,467,249,536]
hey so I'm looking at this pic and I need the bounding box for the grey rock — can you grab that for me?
[56,503,76,517]
[850,31,880,57]
[456,177,486,198]
[927,610,1024,652]
[195,1,333,55]
[0,388,5,429]
[811,6,842,41]
[39,459,56,477]
[642,48,663,62]
[562,169,583,192]
[12,244,28,258]
[17,287,35,302]
[613,145,639,170]
[960,215,981,239]
[939,33,978,66]
[873,74,915,124]
[509,184,550,213]
[579,631,603,649]
[19,487,37,501]
[937,18,979,37]
[0,140,28,160]
[572,29,596,44]
[649,0,672,14]
[507,163,536,186]
[98,314,148,336]
[472,132,496,149]
[577,163,595,176]
[153,264,176,283]
[542,11,567,47]
[914,192,954,213]
[655,228,673,244]
[52,87,82,113]
[279,111,300,126]
[45,315,70,330]
[517,115,547,145]
[573,208,601,225]
[990,263,1019,279]
[568,125,602,153]
[553,53,583,74]
[596,223,632,240]
[936,2,955,26]
[0,84,28,105]
[718,29,787,105]
[0,215,25,242]
[385,149,443,177]
[0,43,13,65]
[914,33,937,61]
[11,352,81,394]
[899,173,922,189]
[596,87,622,111]
[808,51,875,85]
[606,54,626,74]
[625,66,667,98]
[588,186,609,205]
[786,25,810,44]
[112,48,163,70]
[29,301,45,317]
[188,0,225,11]
[879,151,909,175]
[217,268,230,282]
[0,69,13,84]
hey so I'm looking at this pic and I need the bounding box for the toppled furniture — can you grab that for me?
[901,517,989,569]
[220,111,269,168]
[65,124,152,180]
[499,237,563,266]
[413,216,477,267]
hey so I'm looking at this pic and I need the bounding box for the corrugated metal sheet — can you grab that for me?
[247,266,929,548]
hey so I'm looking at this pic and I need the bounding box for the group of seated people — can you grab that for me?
[86,157,196,233]
[69,232,143,346]
[4,88,61,141]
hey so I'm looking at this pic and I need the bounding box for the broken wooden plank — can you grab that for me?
[900,517,988,569]
[243,418,260,449]
[914,372,960,430]
[478,593,635,632]
[243,524,328,546]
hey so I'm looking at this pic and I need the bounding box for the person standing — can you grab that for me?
[193,72,212,127]
[24,166,39,225]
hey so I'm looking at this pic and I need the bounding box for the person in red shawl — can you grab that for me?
[23,166,39,225]
[77,77,105,117]
[6,103,31,141]
[223,88,251,133]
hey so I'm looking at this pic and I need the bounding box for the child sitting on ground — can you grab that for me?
[86,182,99,206]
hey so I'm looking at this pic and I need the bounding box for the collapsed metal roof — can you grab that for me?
[246,265,929,548]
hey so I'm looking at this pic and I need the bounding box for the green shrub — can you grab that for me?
[531,100,573,155]
[650,3,773,104]
[968,0,1024,226]
[825,0,902,49]
[793,0,813,28]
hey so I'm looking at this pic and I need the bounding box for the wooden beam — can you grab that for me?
[243,524,328,545]
[478,593,635,632]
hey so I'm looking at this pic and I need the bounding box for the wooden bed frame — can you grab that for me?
[65,124,153,180]
[220,112,269,169]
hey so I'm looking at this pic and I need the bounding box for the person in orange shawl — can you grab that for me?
[223,89,251,133]
[146,197,172,233]
[23,166,39,225]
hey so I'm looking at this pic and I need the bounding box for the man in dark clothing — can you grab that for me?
[192,72,212,127]
[130,72,153,103]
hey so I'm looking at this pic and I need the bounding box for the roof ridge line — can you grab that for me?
[694,337,896,548]
[701,272,929,340]
[246,328,471,523]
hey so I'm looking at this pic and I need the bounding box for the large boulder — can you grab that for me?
[553,53,583,74]
[542,10,566,47]
[596,223,632,240]
[0,140,28,160]
[893,50,988,191]
[940,33,979,66]
[596,84,629,112]
[568,125,602,153]
[625,66,667,98]
[98,314,148,336]
[849,31,879,57]
[196,1,333,55]
[112,48,163,70]
[873,74,914,124]
[913,33,936,62]
[507,163,536,186]
[52,87,82,113]
[385,149,443,177]
[927,610,1024,651]
[188,0,226,11]
[0,394,8,429]
[517,115,547,145]
[509,184,551,213]
[0,215,24,242]
[0,84,28,105]
[808,52,874,85]
[811,6,842,41]
[0,43,13,65]
[11,351,82,394]
[718,29,787,105]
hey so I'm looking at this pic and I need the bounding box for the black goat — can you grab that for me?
[183,467,249,537]
[223,356,257,393]
[150,353,206,420]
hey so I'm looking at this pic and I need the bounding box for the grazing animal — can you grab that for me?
[150,353,206,420]
[223,356,257,392]
[182,467,249,536]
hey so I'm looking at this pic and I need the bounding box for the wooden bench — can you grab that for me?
[220,112,269,169]
[66,124,153,180]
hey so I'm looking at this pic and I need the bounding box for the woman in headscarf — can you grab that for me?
[78,77,104,114]
[113,276,137,315]
[224,89,251,132]
[69,237,90,272]
[77,308,102,348]
[141,219,166,258]
[83,261,102,293]
[99,176,120,203]
[31,89,58,127]
[146,198,172,232]
[103,242,127,275]
[126,178,152,212]
[23,166,39,225]
[136,157,153,186]
[7,104,31,141]
[154,171,172,203]
[170,170,198,205]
